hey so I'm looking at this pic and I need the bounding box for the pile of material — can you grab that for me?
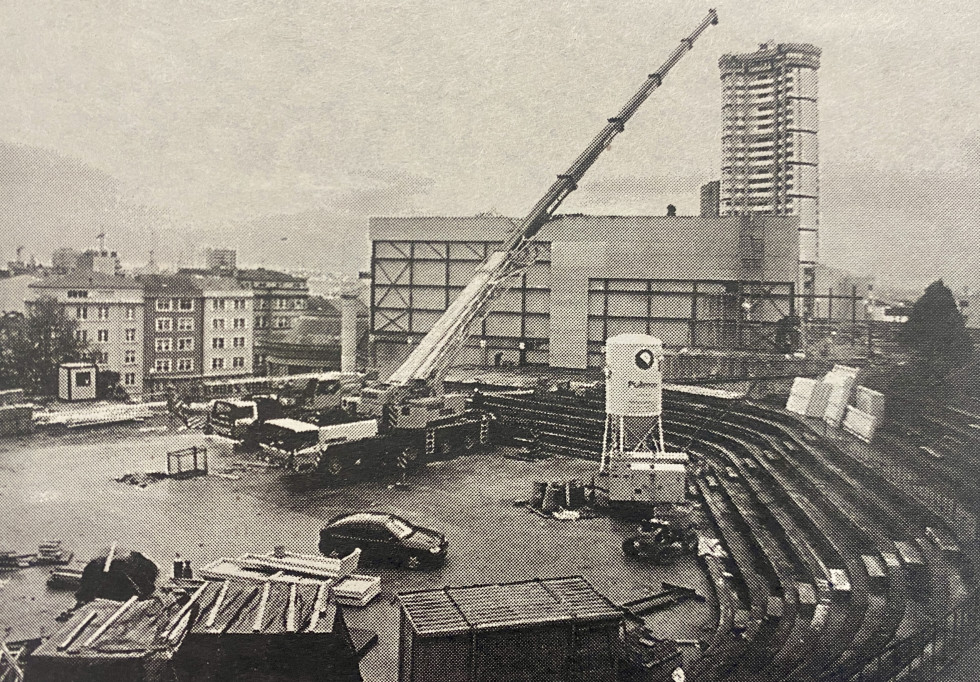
[522,479,598,520]
[113,471,168,487]
[785,365,885,441]
[198,547,380,607]
[35,539,73,565]
[75,546,158,604]
[0,387,32,437]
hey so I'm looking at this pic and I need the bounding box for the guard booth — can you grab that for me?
[58,362,97,401]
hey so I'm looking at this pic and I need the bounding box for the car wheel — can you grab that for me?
[402,446,420,463]
[622,539,640,557]
[405,554,421,570]
[463,435,478,451]
[324,456,343,477]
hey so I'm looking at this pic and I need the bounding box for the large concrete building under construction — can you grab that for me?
[369,214,799,375]
[719,42,821,311]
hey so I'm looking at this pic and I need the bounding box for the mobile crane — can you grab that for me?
[249,10,719,478]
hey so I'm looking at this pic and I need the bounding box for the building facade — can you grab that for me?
[718,42,820,312]
[369,214,799,376]
[139,275,205,393]
[28,272,146,395]
[198,276,254,378]
[235,268,309,373]
[700,180,721,217]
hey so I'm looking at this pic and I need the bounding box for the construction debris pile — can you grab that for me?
[0,388,33,438]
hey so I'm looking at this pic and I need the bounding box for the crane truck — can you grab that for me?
[220,10,719,479]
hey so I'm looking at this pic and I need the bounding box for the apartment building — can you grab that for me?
[28,271,145,395]
[719,42,821,311]
[138,274,204,393]
[235,268,308,373]
[197,276,254,378]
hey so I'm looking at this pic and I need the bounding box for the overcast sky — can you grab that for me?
[0,1,977,291]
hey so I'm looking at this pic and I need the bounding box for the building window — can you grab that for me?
[97,329,109,342]
[156,318,172,332]
[213,299,226,311]
[233,356,245,369]
[177,317,194,331]
[178,298,194,311]
[75,329,88,342]
[124,373,136,386]
[67,290,89,299]
[125,328,137,342]
[126,307,136,320]
[233,298,247,310]
[177,358,193,372]
[233,318,246,329]
[295,299,305,309]
[155,338,172,352]
[233,336,246,348]
[154,358,171,372]
[177,337,194,351]
[212,337,225,350]
[125,350,137,364]
[97,306,110,320]
[213,318,225,330]
[211,357,225,370]
[95,351,109,363]
[156,299,172,311]
[76,306,88,320]
[276,317,290,328]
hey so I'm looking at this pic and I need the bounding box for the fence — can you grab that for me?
[166,446,208,479]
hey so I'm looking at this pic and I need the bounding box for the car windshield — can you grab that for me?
[386,518,414,539]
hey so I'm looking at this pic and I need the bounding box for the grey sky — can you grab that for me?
[0,1,977,291]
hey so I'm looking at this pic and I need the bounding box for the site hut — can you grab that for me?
[368,214,800,378]
[397,576,624,682]
[28,271,146,396]
[137,274,205,395]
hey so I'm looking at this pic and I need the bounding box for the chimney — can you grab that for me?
[340,295,358,373]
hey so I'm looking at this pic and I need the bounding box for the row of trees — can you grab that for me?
[0,298,90,396]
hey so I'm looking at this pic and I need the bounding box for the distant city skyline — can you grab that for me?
[1,1,977,291]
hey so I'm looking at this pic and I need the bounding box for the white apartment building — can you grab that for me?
[198,276,254,378]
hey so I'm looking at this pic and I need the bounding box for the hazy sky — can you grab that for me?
[0,1,977,291]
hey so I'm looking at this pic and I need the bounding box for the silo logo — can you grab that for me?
[635,348,655,370]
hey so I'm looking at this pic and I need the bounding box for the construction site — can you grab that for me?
[2,8,980,682]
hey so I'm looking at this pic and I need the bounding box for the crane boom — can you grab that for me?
[367,9,718,412]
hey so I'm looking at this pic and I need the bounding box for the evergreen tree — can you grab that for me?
[899,280,972,371]
[1,297,88,396]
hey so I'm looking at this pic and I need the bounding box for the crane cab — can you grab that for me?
[392,394,469,430]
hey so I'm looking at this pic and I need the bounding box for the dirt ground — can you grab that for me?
[0,418,715,681]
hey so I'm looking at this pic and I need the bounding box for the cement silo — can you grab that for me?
[602,334,687,504]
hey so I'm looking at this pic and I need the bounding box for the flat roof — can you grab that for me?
[398,576,621,636]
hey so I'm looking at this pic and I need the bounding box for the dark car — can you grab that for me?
[319,512,448,569]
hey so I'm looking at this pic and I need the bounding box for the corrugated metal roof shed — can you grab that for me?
[399,577,621,637]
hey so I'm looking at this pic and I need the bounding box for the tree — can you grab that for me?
[2,297,89,396]
[899,280,972,372]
